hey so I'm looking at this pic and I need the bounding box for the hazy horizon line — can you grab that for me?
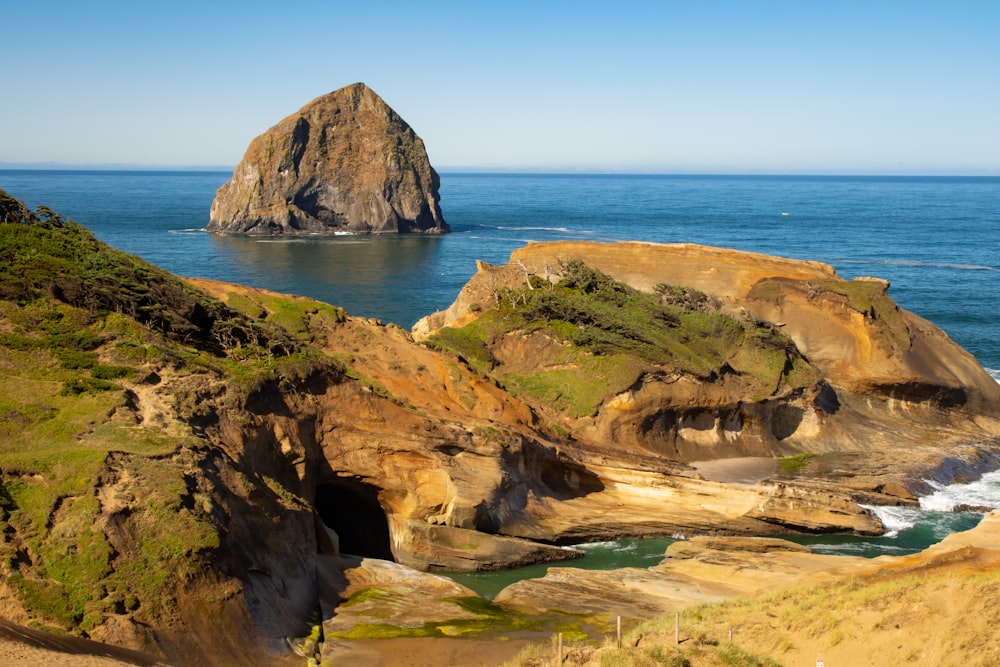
[1,161,997,178]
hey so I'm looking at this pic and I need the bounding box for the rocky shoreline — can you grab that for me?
[3,190,1000,665]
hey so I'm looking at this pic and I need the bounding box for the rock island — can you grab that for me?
[208,83,448,235]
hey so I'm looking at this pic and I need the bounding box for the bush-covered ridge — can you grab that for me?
[426,260,817,416]
[0,188,300,358]
[0,189,340,637]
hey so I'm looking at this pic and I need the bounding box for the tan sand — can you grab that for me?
[324,637,532,666]
[688,457,777,484]
[0,619,164,666]
[0,638,141,666]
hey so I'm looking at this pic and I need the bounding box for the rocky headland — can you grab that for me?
[207,83,448,235]
[2,189,1000,665]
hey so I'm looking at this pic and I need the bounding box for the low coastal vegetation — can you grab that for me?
[0,190,340,636]
[776,452,815,474]
[503,567,1000,666]
[426,260,817,417]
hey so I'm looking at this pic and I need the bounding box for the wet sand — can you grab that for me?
[0,619,164,666]
[688,456,777,484]
[324,637,532,666]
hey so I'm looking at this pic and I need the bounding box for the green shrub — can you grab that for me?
[0,332,42,350]
[425,261,818,417]
[90,364,133,380]
[55,349,97,370]
[59,377,119,395]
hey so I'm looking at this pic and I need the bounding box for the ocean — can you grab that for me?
[2,169,999,580]
[2,171,998,375]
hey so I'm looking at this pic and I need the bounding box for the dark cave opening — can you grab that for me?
[314,479,394,561]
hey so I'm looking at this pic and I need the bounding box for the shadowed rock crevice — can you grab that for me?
[314,480,393,561]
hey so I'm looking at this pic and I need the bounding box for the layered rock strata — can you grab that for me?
[5,197,1000,667]
[413,241,1000,476]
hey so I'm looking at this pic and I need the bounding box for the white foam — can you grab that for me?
[575,540,618,550]
[861,504,921,537]
[496,225,572,233]
[842,259,1000,273]
[918,469,1000,512]
[807,541,909,556]
[987,368,1000,385]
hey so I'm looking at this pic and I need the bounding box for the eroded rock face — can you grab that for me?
[493,512,1000,619]
[7,205,1000,665]
[208,83,448,235]
[413,241,1000,468]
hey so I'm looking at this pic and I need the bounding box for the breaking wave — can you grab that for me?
[495,225,576,233]
[860,505,922,538]
[840,258,1000,272]
[919,470,1000,512]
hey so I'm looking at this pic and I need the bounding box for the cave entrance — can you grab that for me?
[314,479,393,561]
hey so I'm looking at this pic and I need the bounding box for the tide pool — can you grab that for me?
[445,473,1000,598]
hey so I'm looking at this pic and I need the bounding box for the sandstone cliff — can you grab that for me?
[414,241,1000,477]
[3,192,1000,665]
[208,83,448,235]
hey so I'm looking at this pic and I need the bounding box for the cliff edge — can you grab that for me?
[4,192,1000,665]
[414,241,1000,480]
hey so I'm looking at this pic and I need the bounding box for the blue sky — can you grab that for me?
[2,1,998,173]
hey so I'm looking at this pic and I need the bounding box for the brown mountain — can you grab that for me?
[208,83,448,235]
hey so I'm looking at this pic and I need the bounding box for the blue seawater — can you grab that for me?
[2,171,996,374]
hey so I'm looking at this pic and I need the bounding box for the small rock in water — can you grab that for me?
[953,504,993,513]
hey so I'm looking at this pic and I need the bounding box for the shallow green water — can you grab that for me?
[784,508,984,557]
[443,537,676,599]
[444,505,988,599]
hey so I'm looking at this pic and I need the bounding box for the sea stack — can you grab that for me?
[208,83,448,235]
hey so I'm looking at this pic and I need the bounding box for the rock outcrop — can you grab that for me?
[4,192,1000,666]
[414,241,1000,474]
[493,512,1000,619]
[208,83,448,235]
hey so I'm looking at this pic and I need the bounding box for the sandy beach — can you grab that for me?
[0,620,164,667]
[0,620,529,667]
[688,457,778,484]
[323,637,531,666]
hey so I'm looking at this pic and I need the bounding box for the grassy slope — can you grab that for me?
[0,189,338,634]
[425,260,817,418]
[505,567,1000,667]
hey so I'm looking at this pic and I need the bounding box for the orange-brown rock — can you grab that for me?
[11,191,1000,666]
[413,241,1000,479]
[208,83,447,235]
[493,511,1000,622]
[415,241,999,407]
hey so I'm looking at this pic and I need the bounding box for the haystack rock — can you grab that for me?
[208,83,448,235]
